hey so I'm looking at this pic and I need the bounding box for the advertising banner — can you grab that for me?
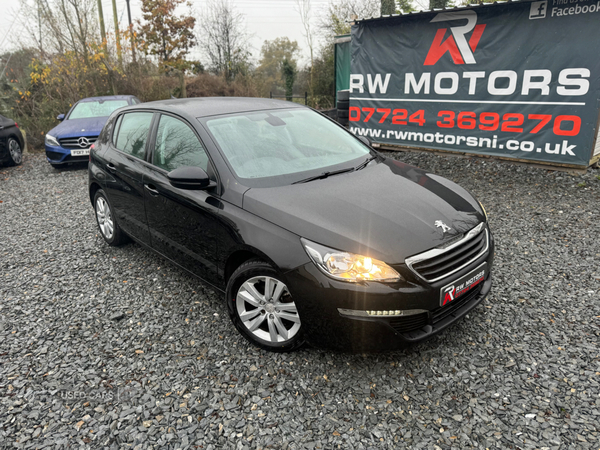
[349,0,600,166]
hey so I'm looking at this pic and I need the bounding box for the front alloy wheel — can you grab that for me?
[237,276,301,343]
[227,260,304,352]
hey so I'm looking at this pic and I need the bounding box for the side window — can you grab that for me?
[112,115,123,145]
[153,115,209,172]
[115,112,153,159]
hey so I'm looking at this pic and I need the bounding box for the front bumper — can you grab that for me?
[284,231,494,353]
[45,145,89,165]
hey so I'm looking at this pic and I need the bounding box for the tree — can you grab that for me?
[295,0,315,98]
[22,0,99,63]
[430,0,449,9]
[281,59,296,101]
[381,0,395,15]
[319,0,380,37]
[137,0,197,71]
[199,0,251,81]
[256,37,299,96]
[397,0,415,13]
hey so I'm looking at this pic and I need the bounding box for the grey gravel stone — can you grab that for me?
[1,153,599,449]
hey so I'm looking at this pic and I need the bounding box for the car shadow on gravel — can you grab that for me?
[49,162,89,172]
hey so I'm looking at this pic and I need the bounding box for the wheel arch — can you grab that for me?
[8,133,24,148]
[224,247,278,284]
[89,182,102,204]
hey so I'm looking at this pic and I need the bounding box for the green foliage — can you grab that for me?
[281,59,296,101]
[396,0,415,13]
[256,38,300,96]
[306,44,335,109]
[430,0,450,9]
[381,0,396,15]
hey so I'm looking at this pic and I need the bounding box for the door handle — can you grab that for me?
[106,163,117,172]
[144,184,160,196]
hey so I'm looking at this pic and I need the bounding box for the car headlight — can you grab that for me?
[45,134,60,147]
[478,200,488,221]
[301,238,403,282]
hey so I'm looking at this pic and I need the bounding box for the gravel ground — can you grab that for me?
[1,152,599,449]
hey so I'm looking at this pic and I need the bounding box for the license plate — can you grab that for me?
[440,262,487,307]
[71,148,90,156]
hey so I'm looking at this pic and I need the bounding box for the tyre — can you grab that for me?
[93,189,127,246]
[6,137,22,166]
[337,100,349,110]
[226,260,304,352]
[337,90,350,101]
[337,109,349,119]
[338,118,349,127]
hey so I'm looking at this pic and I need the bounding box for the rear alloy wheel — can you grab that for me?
[7,138,22,166]
[227,260,304,352]
[94,189,127,246]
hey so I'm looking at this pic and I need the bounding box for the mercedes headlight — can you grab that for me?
[301,238,403,282]
[45,134,60,147]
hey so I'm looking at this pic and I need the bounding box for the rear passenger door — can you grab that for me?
[143,113,221,283]
[103,111,155,244]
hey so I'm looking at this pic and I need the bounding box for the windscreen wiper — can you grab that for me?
[354,155,377,171]
[292,167,355,184]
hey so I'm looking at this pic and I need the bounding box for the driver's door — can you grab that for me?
[143,113,221,283]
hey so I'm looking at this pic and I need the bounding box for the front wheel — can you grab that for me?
[226,260,304,352]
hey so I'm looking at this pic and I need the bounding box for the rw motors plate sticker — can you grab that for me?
[440,262,487,307]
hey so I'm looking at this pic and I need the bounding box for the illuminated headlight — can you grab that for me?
[301,238,403,282]
[45,134,60,147]
[478,200,488,221]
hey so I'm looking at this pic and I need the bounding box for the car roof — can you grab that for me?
[136,97,305,118]
[77,95,137,103]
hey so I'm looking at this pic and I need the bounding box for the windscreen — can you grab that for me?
[205,109,370,183]
[69,100,129,119]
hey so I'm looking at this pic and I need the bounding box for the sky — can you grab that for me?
[0,0,337,67]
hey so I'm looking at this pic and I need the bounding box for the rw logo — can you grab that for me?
[442,286,456,306]
[424,11,486,66]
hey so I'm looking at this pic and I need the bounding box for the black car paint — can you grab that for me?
[89,98,493,352]
[0,115,24,164]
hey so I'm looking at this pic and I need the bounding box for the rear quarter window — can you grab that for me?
[114,112,153,159]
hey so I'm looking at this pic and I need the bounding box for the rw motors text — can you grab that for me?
[349,68,590,97]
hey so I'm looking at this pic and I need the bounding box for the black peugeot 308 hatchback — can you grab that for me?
[88,97,494,352]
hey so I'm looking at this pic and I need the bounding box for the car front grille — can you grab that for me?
[59,136,98,149]
[406,223,489,283]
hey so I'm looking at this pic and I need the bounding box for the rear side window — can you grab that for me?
[153,115,209,172]
[112,115,123,144]
[115,112,153,159]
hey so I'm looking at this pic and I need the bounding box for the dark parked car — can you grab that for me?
[88,98,494,352]
[0,114,24,166]
[45,95,140,166]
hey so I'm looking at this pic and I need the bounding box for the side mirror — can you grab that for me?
[357,135,371,147]
[168,166,215,190]
[57,114,65,121]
